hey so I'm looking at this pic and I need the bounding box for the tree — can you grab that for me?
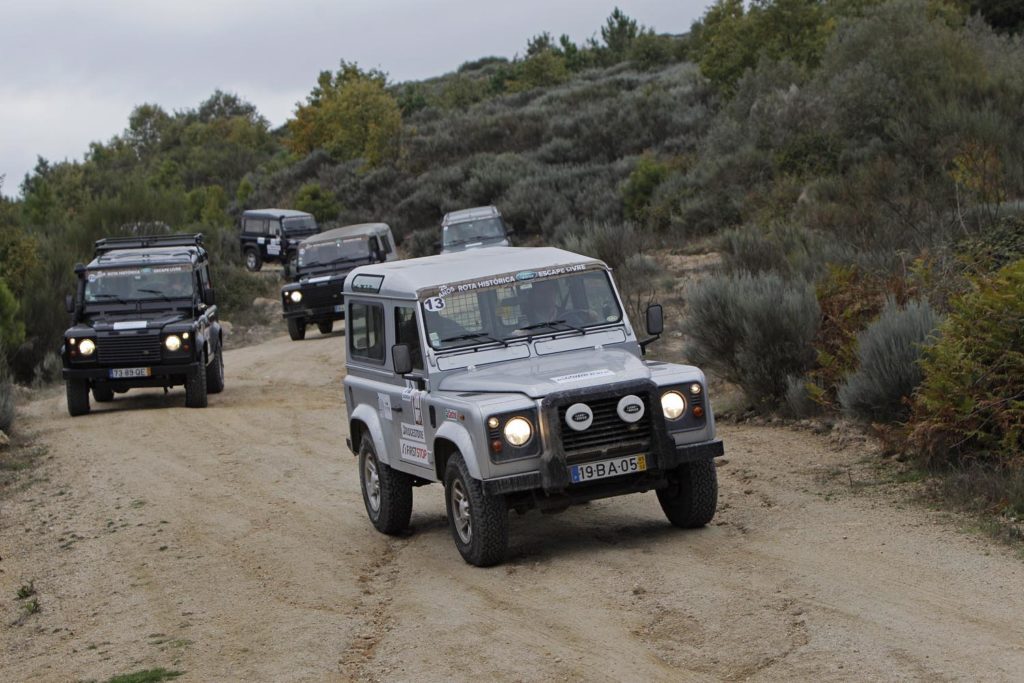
[601,7,640,58]
[288,61,402,166]
[294,183,341,224]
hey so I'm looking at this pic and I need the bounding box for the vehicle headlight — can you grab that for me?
[289,290,302,303]
[78,338,96,356]
[164,334,182,352]
[690,383,702,395]
[503,417,533,447]
[661,391,686,420]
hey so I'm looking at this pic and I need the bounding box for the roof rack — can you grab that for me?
[94,233,204,256]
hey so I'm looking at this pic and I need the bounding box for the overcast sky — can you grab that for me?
[0,1,710,198]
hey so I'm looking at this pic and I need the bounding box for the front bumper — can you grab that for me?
[482,438,724,496]
[62,361,200,387]
[282,304,345,322]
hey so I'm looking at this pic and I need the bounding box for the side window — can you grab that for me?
[381,235,393,254]
[349,302,385,363]
[244,218,268,235]
[395,307,423,371]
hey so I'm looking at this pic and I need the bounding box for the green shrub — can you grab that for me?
[910,259,1024,466]
[684,272,820,404]
[838,298,940,422]
[402,228,438,259]
[558,221,648,270]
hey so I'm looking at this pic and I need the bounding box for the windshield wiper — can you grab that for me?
[137,288,178,302]
[446,235,497,246]
[439,332,509,348]
[89,293,128,304]
[518,319,585,336]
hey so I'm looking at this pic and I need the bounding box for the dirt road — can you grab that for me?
[2,334,1022,681]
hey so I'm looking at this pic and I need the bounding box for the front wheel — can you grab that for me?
[444,454,508,567]
[358,438,412,535]
[317,320,333,335]
[185,356,208,408]
[206,343,225,394]
[287,318,306,341]
[92,385,114,402]
[657,460,718,528]
[66,379,90,417]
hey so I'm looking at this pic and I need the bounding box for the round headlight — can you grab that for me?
[289,290,303,303]
[78,338,96,356]
[661,391,686,420]
[503,417,533,447]
[164,334,182,352]
[690,383,702,395]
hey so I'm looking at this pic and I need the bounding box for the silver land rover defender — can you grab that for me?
[342,247,724,566]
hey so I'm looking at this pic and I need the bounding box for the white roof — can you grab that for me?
[344,247,606,299]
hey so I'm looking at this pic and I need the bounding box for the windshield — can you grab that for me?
[283,216,317,234]
[84,265,194,303]
[443,217,506,246]
[421,267,622,351]
[298,237,370,270]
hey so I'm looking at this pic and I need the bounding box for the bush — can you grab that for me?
[558,221,649,270]
[685,272,820,404]
[838,298,940,422]
[0,355,14,433]
[402,228,437,259]
[910,259,1024,466]
[32,352,62,388]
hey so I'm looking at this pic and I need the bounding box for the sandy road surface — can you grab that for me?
[2,334,1023,682]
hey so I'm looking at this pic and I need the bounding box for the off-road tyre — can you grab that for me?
[317,320,333,335]
[92,385,114,402]
[287,317,306,341]
[444,454,508,567]
[66,379,91,417]
[184,355,208,408]
[206,342,225,394]
[358,438,413,535]
[244,248,262,272]
[657,459,718,528]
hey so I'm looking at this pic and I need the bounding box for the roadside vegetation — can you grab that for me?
[0,2,1021,537]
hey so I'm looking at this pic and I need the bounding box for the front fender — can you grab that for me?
[350,403,389,465]
[433,420,483,480]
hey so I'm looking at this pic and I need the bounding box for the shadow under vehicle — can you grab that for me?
[239,208,319,273]
[280,223,398,341]
[439,205,510,255]
[342,247,724,566]
[61,234,224,416]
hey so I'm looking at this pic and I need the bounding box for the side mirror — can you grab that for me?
[65,294,75,314]
[646,303,664,336]
[74,263,86,276]
[392,344,413,376]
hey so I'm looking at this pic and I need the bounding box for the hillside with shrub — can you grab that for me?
[1,2,1022,531]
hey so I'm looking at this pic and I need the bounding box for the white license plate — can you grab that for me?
[570,454,647,483]
[109,367,152,379]
[333,304,343,313]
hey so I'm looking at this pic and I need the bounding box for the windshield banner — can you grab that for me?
[431,263,592,298]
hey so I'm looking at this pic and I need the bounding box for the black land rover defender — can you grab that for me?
[239,208,319,273]
[61,233,225,416]
[280,223,397,341]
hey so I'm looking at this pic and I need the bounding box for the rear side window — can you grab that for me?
[244,218,268,235]
[349,302,385,363]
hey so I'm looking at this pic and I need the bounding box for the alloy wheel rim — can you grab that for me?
[364,454,381,513]
[451,479,472,543]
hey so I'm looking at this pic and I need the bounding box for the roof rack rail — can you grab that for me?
[94,233,204,256]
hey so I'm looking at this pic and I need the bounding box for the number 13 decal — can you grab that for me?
[424,296,446,312]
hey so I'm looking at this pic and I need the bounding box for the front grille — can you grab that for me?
[303,282,344,308]
[556,392,653,462]
[97,333,162,365]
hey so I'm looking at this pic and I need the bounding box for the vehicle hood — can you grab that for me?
[437,348,649,398]
[83,310,190,332]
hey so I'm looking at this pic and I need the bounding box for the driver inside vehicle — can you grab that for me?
[523,279,558,325]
